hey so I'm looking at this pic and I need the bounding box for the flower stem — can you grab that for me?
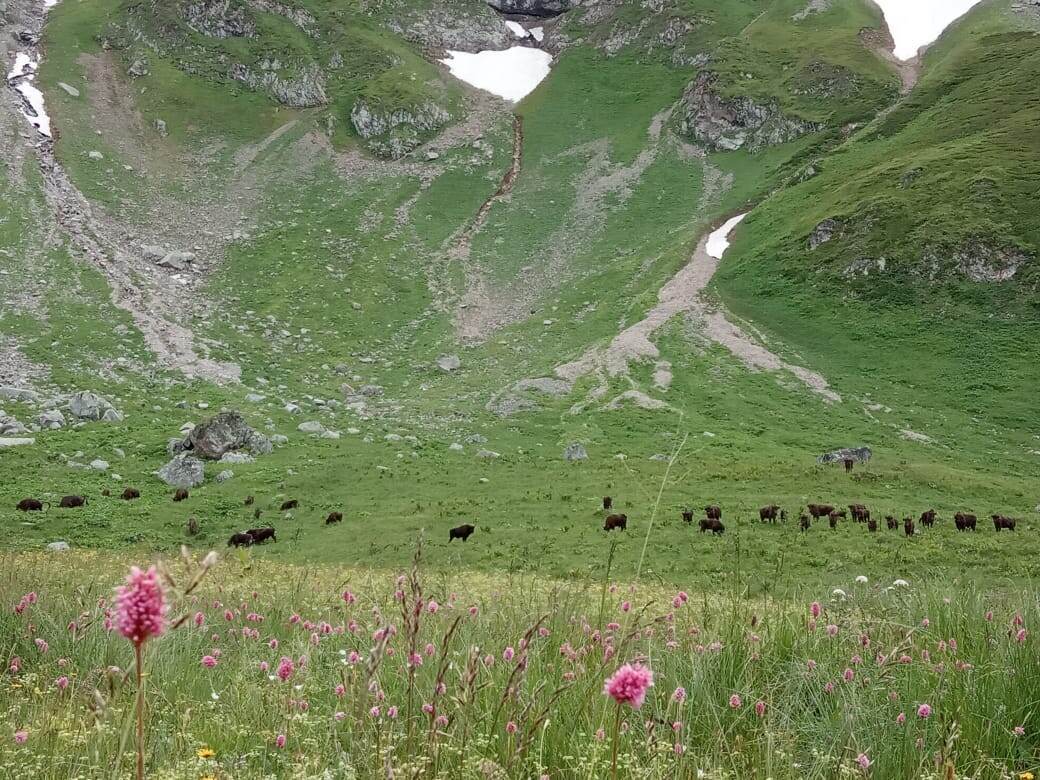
[610,702,621,780]
[134,641,144,780]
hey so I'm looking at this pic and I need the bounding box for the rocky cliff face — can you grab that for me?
[679,71,821,152]
[184,0,256,38]
[923,238,1032,283]
[350,99,452,159]
[229,59,327,107]
[486,0,574,17]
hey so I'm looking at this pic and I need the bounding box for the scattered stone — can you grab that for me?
[563,443,588,462]
[113,448,125,458]
[87,150,103,160]
[58,82,79,97]
[154,118,168,137]
[449,442,464,452]
[284,402,302,414]
[0,386,40,403]
[425,150,440,161]
[385,433,403,442]
[817,446,872,465]
[68,391,119,421]
[321,430,341,439]
[101,408,124,423]
[157,453,205,488]
[245,393,266,403]
[271,434,289,445]
[128,58,149,77]
[360,385,384,397]
[649,454,669,461]
[89,459,109,471]
[466,434,488,444]
[0,437,34,448]
[167,437,187,455]
[436,354,461,372]
[215,470,234,483]
[476,449,500,459]
[185,411,270,459]
[808,218,843,250]
[220,452,255,464]
[298,421,326,434]
[46,541,71,552]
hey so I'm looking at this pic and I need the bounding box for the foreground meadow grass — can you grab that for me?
[2,548,1038,779]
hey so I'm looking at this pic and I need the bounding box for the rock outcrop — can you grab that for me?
[229,60,327,107]
[350,98,453,159]
[680,72,821,152]
[68,391,123,422]
[184,0,256,38]
[183,411,271,459]
[809,218,843,250]
[486,0,573,17]
[158,452,206,488]
[817,446,871,465]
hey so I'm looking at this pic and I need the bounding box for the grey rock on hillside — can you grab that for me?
[68,391,122,421]
[184,411,271,459]
[351,99,452,159]
[680,72,821,152]
[229,60,327,107]
[486,0,573,16]
[157,453,206,488]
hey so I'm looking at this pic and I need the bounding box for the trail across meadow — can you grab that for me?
[2,547,1038,779]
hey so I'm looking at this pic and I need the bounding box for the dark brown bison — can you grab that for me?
[121,488,141,501]
[704,505,722,521]
[186,516,200,536]
[849,504,870,523]
[920,509,937,527]
[602,496,612,511]
[58,495,87,508]
[808,504,835,520]
[244,495,255,506]
[101,488,111,497]
[885,515,898,531]
[843,459,854,473]
[954,512,977,532]
[16,498,46,512]
[829,511,841,530]
[248,527,277,543]
[173,488,189,502]
[227,532,254,547]
[253,507,262,520]
[867,518,878,533]
[904,518,915,537]
[699,518,725,535]
[800,513,811,531]
[604,513,628,532]
[759,505,783,523]
[992,515,1017,532]
[681,509,694,524]
[325,511,343,525]
[449,524,476,542]
[279,499,299,511]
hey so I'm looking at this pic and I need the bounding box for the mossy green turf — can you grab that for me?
[2,0,1038,590]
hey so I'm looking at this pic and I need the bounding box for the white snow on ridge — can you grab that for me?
[530,27,545,42]
[505,20,528,38]
[705,214,748,259]
[440,47,552,103]
[7,52,52,137]
[872,0,985,60]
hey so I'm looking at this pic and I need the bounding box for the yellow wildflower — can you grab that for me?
[1019,773,1034,780]
[196,747,216,759]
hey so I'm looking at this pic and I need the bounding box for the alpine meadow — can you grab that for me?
[1,0,1038,776]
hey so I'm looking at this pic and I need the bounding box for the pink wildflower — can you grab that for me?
[1016,628,1028,643]
[620,601,631,613]
[505,721,518,734]
[201,655,217,668]
[1013,726,1026,737]
[595,728,605,741]
[55,676,69,691]
[917,703,932,719]
[673,686,686,703]
[810,601,822,619]
[13,730,27,745]
[427,600,439,614]
[369,706,380,718]
[259,661,269,672]
[334,684,345,698]
[729,694,742,709]
[896,712,906,725]
[114,566,168,645]
[276,656,294,682]
[334,711,346,721]
[826,624,839,637]
[387,706,398,719]
[275,734,286,749]
[843,668,855,682]
[754,700,766,717]
[857,753,871,770]
[603,663,654,709]
[34,638,48,654]
[503,647,515,662]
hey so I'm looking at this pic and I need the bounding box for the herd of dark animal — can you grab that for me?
[598,496,1020,537]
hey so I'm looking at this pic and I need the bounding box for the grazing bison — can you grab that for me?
[449,523,476,542]
[704,505,722,521]
[186,516,200,536]
[602,496,613,511]
[699,518,725,535]
[808,504,835,520]
[843,459,854,473]
[885,515,898,531]
[867,518,878,533]
[58,495,87,508]
[325,511,343,525]
[248,527,277,543]
[227,532,254,547]
[799,513,811,532]
[121,488,141,501]
[101,488,111,497]
[16,498,46,512]
[849,504,870,523]
[920,509,937,527]
[244,495,255,506]
[681,509,694,524]
[759,504,783,523]
[173,488,189,502]
[280,499,299,511]
[904,518,915,537]
[992,514,1017,532]
[604,513,628,532]
[829,511,841,530]
[954,512,977,532]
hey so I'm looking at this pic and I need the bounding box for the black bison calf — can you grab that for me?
[681,509,694,524]
[227,532,254,547]
[699,518,725,535]
[244,495,255,506]
[602,496,612,511]
[121,488,141,501]
[829,511,841,530]
[186,517,200,536]
[920,509,937,528]
[325,511,343,525]
[16,498,46,511]
[992,514,1017,532]
[800,513,811,532]
[604,513,628,532]
[173,488,189,502]
[248,527,277,543]
[449,524,476,542]
[954,512,977,532]
[704,505,722,521]
[885,515,898,531]
[849,504,870,523]
[867,518,878,533]
[253,507,263,520]
[280,499,299,511]
[904,518,915,537]
[58,495,87,508]
[101,488,111,497]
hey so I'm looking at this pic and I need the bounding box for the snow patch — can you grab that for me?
[440,47,552,103]
[505,20,528,38]
[872,0,985,60]
[7,53,52,137]
[531,27,545,42]
[705,213,747,260]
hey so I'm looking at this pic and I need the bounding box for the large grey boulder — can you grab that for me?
[46,541,71,552]
[298,420,326,434]
[0,386,40,403]
[809,218,843,250]
[0,437,34,448]
[68,391,117,421]
[436,354,461,372]
[563,443,588,462]
[157,453,205,488]
[185,411,269,459]
[817,446,872,465]
[38,410,66,429]
[486,0,573,16]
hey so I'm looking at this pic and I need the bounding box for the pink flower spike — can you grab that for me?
[672,686,686,703]
[505,721,518,734]
[754,700,766,717]
[603,663,654,709]
[896,712,906,725]
[917,703,932,719]
[728,694,742,709]
[810,601,822,619]
[55,676,69,691]
[13,730,28,745]
[114,566,168,646]
[201,655,217,668]
[1013,725,1026,737]
[275,734,286,749]
[857,753,871,770]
